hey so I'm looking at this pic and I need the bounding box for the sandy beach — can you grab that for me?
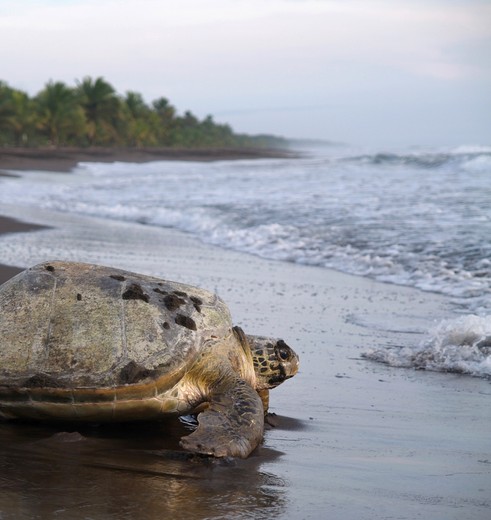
[0,146,296,173]
[0,159,490,519]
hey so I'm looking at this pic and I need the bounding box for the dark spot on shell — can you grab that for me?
[260,367,269,374]
[175,314,197,331]
[153,287,167,295]
[162,322,170,330]
[23,373,63,388]
[122,283,149,303]
[76,293,82,301]
[110,274,126,281]
[173,290,187,297]
[163,294,185,311]
[119,361,153,384]
[190,296,203,312]
[45,265,55,272]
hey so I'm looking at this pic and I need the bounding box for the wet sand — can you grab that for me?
[0,216,48,284]
[0,207,490,518]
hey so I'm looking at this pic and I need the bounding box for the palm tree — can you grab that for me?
[0,83,36,146]
[122,91,154,146]
[35,81,85,146]
[151,97,176,145]
[9,90,36,146]
[152,97,176,121]
[124,91,149,119]
[76,76,120,144]
[0,82,15,141]
[172,110,201,146]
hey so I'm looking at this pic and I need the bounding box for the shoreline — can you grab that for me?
[0,145,295,282]
[0,216,48,284]
[0,146,297,173]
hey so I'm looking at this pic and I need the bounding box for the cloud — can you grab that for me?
[2,0,489,89]
[0,0,489,144]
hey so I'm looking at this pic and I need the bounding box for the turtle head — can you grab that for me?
[245,333,299,390]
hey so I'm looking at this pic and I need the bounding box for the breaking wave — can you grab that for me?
[344,145,491,171]
[363,315,491,379]
[0,144,490,316]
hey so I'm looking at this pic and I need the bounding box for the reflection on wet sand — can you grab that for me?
[0,420,288,519]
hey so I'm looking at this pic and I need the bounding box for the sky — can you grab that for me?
[0,0,490,147]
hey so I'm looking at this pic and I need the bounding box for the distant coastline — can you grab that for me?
[0,77,289,151]
[0,146,298,173]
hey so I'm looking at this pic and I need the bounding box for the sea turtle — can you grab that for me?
[0,261,298,458]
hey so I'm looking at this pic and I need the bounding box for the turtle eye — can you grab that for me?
[275,340,291,361]
[276,345,290,361]
[278,348,289,361]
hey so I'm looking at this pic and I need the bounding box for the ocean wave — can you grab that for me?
[363,315,491,379]
[450,144,491,154]
[343,147,491,172]
[0,145,490,315]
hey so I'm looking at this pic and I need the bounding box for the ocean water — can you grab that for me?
[0,144,490,378]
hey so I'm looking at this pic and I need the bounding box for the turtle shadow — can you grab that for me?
[0,418,289,519]
[265,412,310,431]
[1,416,285,467]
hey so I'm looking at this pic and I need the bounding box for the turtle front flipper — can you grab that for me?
[257,388,270,413]
[180,378,264,458]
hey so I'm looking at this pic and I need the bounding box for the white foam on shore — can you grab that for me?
[1,145,490,315]
[364,315,491,378]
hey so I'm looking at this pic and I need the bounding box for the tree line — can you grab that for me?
[0,77,286,149]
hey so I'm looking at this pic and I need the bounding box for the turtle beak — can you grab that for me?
[286,353,299,379]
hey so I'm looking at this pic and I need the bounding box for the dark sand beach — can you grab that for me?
[0,155,490,520]
[0,216,48,284]
[0,146,296,173]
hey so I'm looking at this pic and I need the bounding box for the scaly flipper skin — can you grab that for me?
[180,378,264,458]
[257,389,270,413]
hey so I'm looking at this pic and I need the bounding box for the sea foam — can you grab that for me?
[0,145,490,314]
[363,315,491,378]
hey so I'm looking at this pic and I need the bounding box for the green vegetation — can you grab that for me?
[0,77,286,149]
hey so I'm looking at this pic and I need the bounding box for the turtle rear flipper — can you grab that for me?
[180,378,264,458]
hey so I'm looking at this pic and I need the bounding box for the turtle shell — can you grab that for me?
[0,261,232,391]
